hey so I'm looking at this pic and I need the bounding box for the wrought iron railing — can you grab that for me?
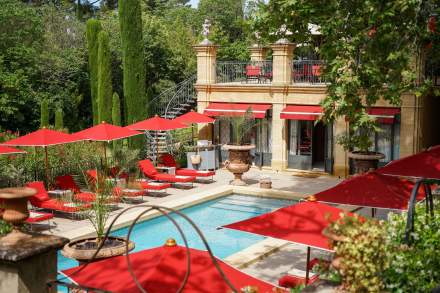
[291,60,326,84]
[216,61,273,84]
[147,75,197,118]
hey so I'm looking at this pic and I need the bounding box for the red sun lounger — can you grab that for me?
[159,153,215,180]
[138,159,196,185]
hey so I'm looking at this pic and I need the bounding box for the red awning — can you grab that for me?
[377,145,440,180]
[223,201,352,251]
[280,105,322,120]
[63,244,278,293]
[315,171,425,210]
[367,107,400,124]
[203,103,271,118]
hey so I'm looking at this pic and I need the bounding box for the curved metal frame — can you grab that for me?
[404,178,435,243]
[55,204,238,293]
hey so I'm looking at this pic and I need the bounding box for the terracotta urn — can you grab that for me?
[348,151,384,175]
[0,187,37,245]
[223,144,255,186]
[62,236,135,264]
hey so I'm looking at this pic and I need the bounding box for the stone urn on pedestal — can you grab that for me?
[0,187,37,245]
[223,144,255,186]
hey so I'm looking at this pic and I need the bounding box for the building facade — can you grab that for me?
[193,41,440,178]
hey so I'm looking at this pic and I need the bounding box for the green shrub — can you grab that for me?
[0,219,12,236]
[55,108,64,130]
[325,214,388,292]
[40,100,49,128]
[383,201,440,292]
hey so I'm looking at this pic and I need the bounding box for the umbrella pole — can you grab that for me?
[305,246,311,285]
[156,131,159,166]
[44,146,49,186]
[371,207,376,218]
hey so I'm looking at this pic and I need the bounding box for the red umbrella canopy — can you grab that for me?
[3,128,85,147]
[74,122,142,142]
[127,115,187,131]
[0,145,26,155]
[174,110,215,125]
[223,201,352,251]
[63,243,278,293]
[314,171,425,210]
[377,145,440,180]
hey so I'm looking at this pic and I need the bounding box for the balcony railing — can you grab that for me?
[425,62,440,86]
[292,60,326,84]
[216,61,273,84]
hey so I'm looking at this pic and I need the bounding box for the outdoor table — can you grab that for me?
[156,166,176,175]
[48,189,73,201]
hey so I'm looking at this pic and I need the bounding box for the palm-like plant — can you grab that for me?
[220,108,258,145]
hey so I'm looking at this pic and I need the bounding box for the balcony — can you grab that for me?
[216,61,273,84]
[215,60,326,86]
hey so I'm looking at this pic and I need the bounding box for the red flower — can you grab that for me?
[368,26,377,38]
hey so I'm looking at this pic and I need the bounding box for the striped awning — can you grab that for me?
[280,105,322,120]
[204,103,272,119]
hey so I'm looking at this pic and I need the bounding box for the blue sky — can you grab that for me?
[189,0,199,7]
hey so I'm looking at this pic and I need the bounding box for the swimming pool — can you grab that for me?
[58,194,296,273]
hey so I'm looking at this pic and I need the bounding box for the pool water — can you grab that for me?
[58,194,296,273]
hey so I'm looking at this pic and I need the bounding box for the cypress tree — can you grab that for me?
[86,19,102,125]
[40,100,49,128]
[112,92,122,150]
[55,108,64,130]
[118,0,146,147]
[97,30,113,124]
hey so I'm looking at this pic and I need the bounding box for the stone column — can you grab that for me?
[0,234,69,293]
[249,45,268,62]
[270,41,295,171]
[400,93,422,157]
[193,43,218,85]
[271,41,295,85]
[193,42,218,141]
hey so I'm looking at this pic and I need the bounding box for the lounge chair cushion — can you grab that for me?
[139,181,171,190]
[175,169,215,177]
[39,199,89,213]
[139,160,158,177]
[152,173,195,183]
[26,211,54,223]
[26,181,50,203]
[56,175,81,193]
[159,153,177,168]
[74,192,97,203]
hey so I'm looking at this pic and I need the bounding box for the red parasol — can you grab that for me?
[62,242,278,293]
[75,122,142,142]
[174,110,215,145]
[174,110,215,125]
[223,200,354,284]
[377,145,440,180]
[314,171,425,210]
[74,122,142,162]
[126,115,187,164]
[126,115,187,131]
[0,145,26,155]
[3,128,85,183]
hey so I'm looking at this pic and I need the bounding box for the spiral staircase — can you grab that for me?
[145,75,197,160]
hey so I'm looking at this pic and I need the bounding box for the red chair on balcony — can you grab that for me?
[312,64,322,83]
[245,65,262,83]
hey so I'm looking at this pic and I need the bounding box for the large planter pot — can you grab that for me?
[0,187,37,245]
[348,151,385,175]
[62,236,135,264]
[222,144,255,186]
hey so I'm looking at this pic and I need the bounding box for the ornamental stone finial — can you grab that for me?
[271,24,293,44]
[252,31,262,47]
[199,19,212,45]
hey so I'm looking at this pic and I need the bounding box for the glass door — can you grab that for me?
[287,120,313,170]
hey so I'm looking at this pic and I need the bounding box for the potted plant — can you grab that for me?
[221,109,257,186]
[62,168,134,264]
[337,123,384,174]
